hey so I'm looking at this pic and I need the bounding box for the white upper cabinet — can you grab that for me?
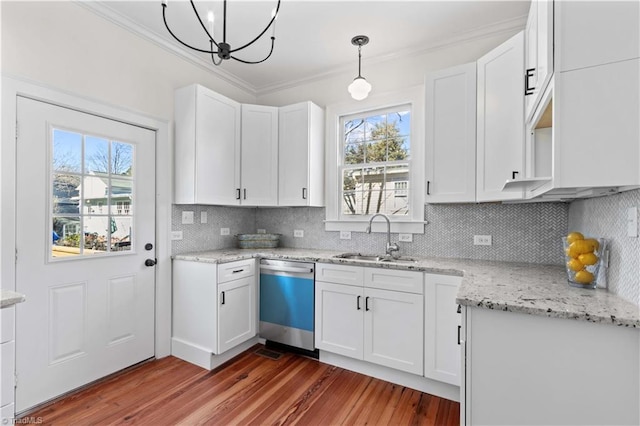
[425,62,477,203]
[241,104,279,206]
[278,102,325,207]
[555,0,640,73]
[476,31,525,202]
[524,0,554,121]
[174,84,241,205]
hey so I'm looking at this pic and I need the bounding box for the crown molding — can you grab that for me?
[74,1,258,97]
[255,13,527,97]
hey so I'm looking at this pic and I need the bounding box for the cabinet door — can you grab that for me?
[556,0,639,73]
[525,0,554,122]
[424,274,462,385]
[218,275,256,354]
[315,281,363,359]
[425,62,477,203]
[278,102,325,206]
[363,288,423,375]
[241,104,278,206]
[476,31,525,202]
[1,341,15,408]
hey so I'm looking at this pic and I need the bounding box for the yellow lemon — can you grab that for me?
[568,240,593,258]
[578,252,598,266]
[584,238,600,252]
[567,258,584,272]
[566,232,585,244]
[574,270,595,284]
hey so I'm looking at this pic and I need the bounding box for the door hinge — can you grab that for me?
[15,248,18,263]
[15,120,19,140]
[15,371,18,388]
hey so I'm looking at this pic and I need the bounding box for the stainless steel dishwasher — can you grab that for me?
[259,259,315,351]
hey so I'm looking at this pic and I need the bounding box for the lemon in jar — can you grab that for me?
[566,232,585,244]
[578,252,599,266]
[567,258,584,272]
[584,238,600,252]
[568,240,594,258]
[574,270,595,284]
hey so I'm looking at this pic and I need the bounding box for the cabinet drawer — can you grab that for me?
[1,341,15,407]
[364,267,423,294]
[315,263,364,286]
[217,259,255,283]
[1,306,15,344]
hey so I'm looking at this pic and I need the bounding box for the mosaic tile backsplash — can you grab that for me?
[568,189,640,306]
[173,202,569,265]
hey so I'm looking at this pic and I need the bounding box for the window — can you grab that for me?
[51,128,135,259]
[325,87,425,233]
[341,107,411,217]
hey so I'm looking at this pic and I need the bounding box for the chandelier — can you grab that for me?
[348,35,372,100]
[161,0,281,66]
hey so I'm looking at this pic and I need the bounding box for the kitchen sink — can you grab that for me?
[334,253,418,264]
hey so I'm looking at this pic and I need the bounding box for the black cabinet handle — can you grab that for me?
[236,188,241,200]
[243,189,247,200]
[457,304,462,314]
[302,187,307,200]
[365,296,370,311]
[512,171,519,180]
[232,269,244,274]
[427,180,431,195]
[525,68,535,96]
[357,295,361,310]
[457,325,461,345]
[221,291,226,305]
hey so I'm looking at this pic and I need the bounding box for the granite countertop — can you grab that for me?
[174,248,640,329]
[1,289,26,308]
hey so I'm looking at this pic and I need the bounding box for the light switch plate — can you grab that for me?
[171,231,183,240]
[294,230,304,238]
[340,231,351,240]
[220,227,230,236]
[181,211,194,225]
[627,207,638,237]
[200,211,207,224]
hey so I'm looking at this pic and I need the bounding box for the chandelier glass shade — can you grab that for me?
[347,35,372,100]
[161,0,281,66]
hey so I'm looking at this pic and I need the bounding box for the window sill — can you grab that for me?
[324,220,426,234]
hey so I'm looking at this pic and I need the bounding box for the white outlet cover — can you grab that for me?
[220,227,230,236]
[200,211,208,224]
[474,235,492,246]
[181,211,194,225]
[340,231,351,240]
[294,229,304,238]
[257,229,266,234]
[171,230,183,240]
[398,233,413,242]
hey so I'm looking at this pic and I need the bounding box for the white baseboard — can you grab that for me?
[320,351,460,402]
[171,336,260,370]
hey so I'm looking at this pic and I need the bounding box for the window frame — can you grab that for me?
[324,86,425,234]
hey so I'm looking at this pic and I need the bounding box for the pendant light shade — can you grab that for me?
[348,35,372,100]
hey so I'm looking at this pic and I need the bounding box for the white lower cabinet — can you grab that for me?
[461,306,640,425]
[424,274,462,386]
[315,264,424,376]
[172,259,257,369]
[1,306,15,424]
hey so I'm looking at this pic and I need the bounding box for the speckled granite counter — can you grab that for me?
[1,289,26,308]
[174,248,640,329]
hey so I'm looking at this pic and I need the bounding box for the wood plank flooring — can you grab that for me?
[24,344,459,425]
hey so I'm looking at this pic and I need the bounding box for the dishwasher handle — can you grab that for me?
[259,264,314,274]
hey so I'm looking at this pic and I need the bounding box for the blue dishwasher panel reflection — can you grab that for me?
[259,259,315,351]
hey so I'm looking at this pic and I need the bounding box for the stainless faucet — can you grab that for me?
[366,213,400,258]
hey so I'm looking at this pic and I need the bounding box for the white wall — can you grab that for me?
[256,30,520,107]
[0,1,256,120]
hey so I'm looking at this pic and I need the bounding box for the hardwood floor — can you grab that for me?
[24,345,460,425]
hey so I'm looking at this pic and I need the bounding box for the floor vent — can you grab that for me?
[254,348,282,360]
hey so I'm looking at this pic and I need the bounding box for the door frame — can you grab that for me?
[1,75,172,358]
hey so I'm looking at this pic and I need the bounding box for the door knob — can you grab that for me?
[145,258,157,267]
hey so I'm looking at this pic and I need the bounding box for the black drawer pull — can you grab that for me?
[221,291,226,305]
[232,269,244,274]
[525,68,535,96]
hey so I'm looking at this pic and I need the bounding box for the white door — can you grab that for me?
[15,97,156,412]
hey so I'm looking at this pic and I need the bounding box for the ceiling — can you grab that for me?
[83,0,530,95]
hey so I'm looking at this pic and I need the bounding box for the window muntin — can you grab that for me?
[340,107,411,217]
[51,128,135,259]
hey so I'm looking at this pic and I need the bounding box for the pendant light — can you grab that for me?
[348,35,372,100]
[161,0,280,66]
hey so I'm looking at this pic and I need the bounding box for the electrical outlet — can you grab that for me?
[627,207,638,238]
[474,235,492,246]
[257,229,266,234]
[398,233,413,242]
[181,211,194,225]
[340,231,351,240]
[220,227,230,236]
[171,231,183,240]
[294,229,304,238]
[200,211,208,224]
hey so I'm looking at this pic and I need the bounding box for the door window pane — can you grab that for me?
[85,136,110,175]
[52,217,81,258]
[111,142,133,176]
[52,130,82,173]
